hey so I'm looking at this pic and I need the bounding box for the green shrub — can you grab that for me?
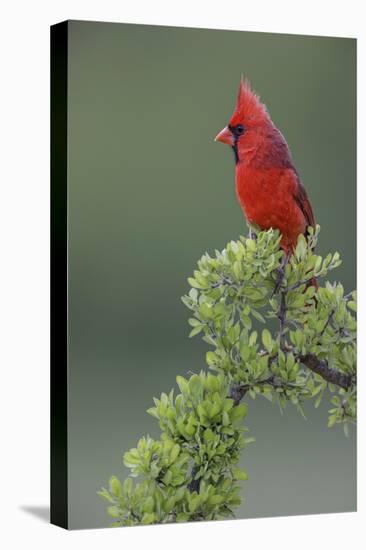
[99,226,356,526]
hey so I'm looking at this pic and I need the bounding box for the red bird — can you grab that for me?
[215,78,315,255]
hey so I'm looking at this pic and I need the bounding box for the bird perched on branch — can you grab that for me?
[215,78,315,255]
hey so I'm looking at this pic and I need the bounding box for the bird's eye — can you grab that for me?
[235,124,245,135]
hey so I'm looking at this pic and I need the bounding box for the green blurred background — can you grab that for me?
[67,20,356,529]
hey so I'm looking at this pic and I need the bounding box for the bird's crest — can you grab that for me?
[229,77,270,127]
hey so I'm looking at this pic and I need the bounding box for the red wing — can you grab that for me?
[293,179,315,233]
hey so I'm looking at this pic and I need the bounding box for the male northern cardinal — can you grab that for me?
[215,78,315,256]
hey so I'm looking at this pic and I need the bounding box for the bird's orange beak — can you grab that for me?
[215,126,233,146]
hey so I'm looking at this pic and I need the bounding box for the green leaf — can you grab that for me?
[295,234,307,260]
[176,375,188,393]
[107,506,120,518]
[142,496,155,514]
[222,411,230,426]
[170,443,180,463]
[97,488,115,504]
[123,477,133,495]
[262,329,273,353]
[163,469,173,485]
[328,415,337,428]
[251,309,265,323]
[141,513,156,525]
[206,351,218,366]
[208,494,224,506]
[188,277,202,289]
[176,512,189,522]
[233,468,248,481]
[163,496,176,513]
[189,325,203,338]
[146,407,159,419]
[230,403,248,423]
[109,476,122,498]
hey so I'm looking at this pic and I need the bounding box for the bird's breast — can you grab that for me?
[235,165,306,248]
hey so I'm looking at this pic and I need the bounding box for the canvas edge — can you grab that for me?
[50,19,69,530]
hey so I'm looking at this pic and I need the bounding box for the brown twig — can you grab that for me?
[278,291,287,350]
[299,353,353,390]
